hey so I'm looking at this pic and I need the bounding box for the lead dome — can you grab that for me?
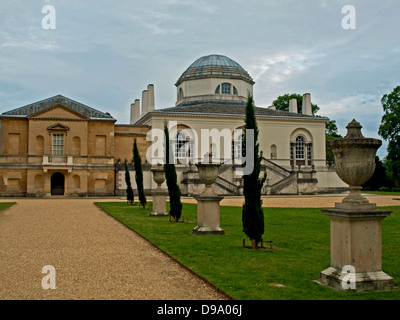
[175,54,255,106]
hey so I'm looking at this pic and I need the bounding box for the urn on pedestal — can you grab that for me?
[150,164,168,216]
[192,153,225,235]
[319,119,393,291]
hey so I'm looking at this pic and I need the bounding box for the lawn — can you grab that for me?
[362,190,400,197]
[96,202,400,300]
[0,202,16,212]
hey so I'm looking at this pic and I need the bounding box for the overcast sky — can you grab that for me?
[1,0,399,158]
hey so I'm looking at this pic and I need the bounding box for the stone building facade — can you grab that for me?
[0,54,347,197]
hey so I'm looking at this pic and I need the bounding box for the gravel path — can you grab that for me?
[0,199,227,300]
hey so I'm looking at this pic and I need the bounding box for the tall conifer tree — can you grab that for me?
[163,121,182,221]
[242,95,267,246]
[133,139,146,208]
[124,160,134,205]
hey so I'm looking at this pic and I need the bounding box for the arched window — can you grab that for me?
[233,86,238,95]
[175,132,194,161]
[296,136,305,160]
[271,144,277,159]
[232,133,243,160]
[215,85,220,94]
[221,83,231,94]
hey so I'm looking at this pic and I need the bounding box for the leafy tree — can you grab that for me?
[124,160,134,205]
[325,119,342,165]
[378,85,400,186]
[362,156,390,190]
[133,139,146,208]
[163,121,182,221]
[242,95,267,246]
[272,93,319,114]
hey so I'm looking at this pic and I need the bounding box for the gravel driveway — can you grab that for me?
[0,199,227,300]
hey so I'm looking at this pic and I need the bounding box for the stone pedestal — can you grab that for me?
[320,207,393,291]
[192,195,224,235]
[150,189,168,216]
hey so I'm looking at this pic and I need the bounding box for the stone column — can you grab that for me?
[150,164,168,216]
[319,119,394,292]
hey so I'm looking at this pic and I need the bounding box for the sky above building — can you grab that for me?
[1,0,399,158]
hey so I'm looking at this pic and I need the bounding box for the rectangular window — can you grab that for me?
[52,134,64,155]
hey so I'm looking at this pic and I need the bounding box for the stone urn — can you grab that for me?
[320,119,393,292]
[195,153,220,196]
[150,164,168,216]
[192,153,224,235]
[151,163,166,191]
[329,119,382,209]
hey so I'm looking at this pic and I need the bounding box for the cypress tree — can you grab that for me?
[133,139,146,209]
[242,95,267,246]
[163,121,182,221]
[124,160,134,205]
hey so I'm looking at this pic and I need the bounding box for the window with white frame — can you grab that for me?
[174,132,194,160]
[295,136,305,160]
[52,134,64,155]
[232,134,243,160]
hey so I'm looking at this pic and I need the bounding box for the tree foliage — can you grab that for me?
[133,139,146,208]
[163,121,182,221]
[124,160,134,205]
[242,95,267,245]
[272,93,320,115]
[362,156,390,190]
[378,85,400,186]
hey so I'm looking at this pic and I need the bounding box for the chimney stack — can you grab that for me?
[302,93,312,115]
[130,99,141,124]
[289,98,298,113]
[141,90,148,116]
[147,84,155,112]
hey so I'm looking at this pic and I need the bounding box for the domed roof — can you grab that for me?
[176,54,254,86]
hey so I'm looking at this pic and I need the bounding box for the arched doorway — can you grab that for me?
[51,172,65,195]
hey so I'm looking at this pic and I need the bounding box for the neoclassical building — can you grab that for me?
[0,54,346,197]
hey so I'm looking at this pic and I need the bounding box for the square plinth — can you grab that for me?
[320,207,393,292]
[193,194,224,235]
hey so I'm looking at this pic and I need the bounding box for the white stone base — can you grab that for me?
[320,267,394,292]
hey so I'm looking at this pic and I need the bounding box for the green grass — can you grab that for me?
[96,202,400,300]
[0,202,16,212]
[362,190,400,196]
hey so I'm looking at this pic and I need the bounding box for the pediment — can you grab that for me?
[29,105,88,120]
[47,123,70,132]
